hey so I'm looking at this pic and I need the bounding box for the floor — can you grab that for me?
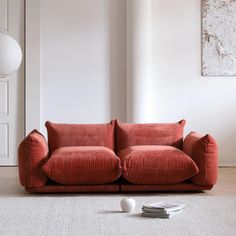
[0,167,235,197]
[0,167,235,236]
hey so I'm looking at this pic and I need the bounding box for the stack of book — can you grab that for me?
[141,202,185,218]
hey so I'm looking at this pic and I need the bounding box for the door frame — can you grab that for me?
[24,0,40,135]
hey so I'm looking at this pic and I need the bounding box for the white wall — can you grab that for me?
[40,0,236,165]
[40,0,126,130]
[152,0,236,165]
[126,0,153,123]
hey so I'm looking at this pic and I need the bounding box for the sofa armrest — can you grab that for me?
[183,131,218,186]
[18,130,49,188]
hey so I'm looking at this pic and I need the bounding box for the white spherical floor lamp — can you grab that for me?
[0,31,22,78]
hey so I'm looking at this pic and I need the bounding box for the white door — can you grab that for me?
[0,0,24,165]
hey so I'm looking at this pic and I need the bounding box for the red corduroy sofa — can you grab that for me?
[18,120,218,193]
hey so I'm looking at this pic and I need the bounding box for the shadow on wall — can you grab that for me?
[108,0,127,122]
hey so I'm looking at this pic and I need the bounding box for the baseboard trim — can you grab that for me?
[219,163,236,167]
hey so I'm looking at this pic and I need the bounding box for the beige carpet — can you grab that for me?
[0,194,236,236]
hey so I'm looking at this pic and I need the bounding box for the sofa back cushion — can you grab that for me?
[116,120,186,152]
[45,120,115,153]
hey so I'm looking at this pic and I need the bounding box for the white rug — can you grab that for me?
[0,194,236,236]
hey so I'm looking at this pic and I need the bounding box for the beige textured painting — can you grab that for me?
[202,0,236,76]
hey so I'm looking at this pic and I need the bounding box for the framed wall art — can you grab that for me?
[202,0,236,76]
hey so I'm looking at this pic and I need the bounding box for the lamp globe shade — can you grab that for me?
[0,32,22,78]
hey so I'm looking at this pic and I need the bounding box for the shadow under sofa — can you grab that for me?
[18,119,218,193]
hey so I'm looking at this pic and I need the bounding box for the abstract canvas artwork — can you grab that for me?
[202,0,236,76]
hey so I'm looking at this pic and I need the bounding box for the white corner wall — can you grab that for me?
[152,0,236,166]
[39,0,236,165]
[40,0,127,131]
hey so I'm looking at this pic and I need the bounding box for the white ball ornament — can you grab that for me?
[120,198,136,213]
[0,32,22,78]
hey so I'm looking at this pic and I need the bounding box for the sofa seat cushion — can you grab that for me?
[118,145,199,184]
[42,146,122,185]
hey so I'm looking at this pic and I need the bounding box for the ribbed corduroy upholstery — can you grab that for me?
[183,132,218,186]
[18,130,48,188]
[45,120,115,153]
[118,145,199,184]
[42,146,122,185]
[115,120,186,152]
